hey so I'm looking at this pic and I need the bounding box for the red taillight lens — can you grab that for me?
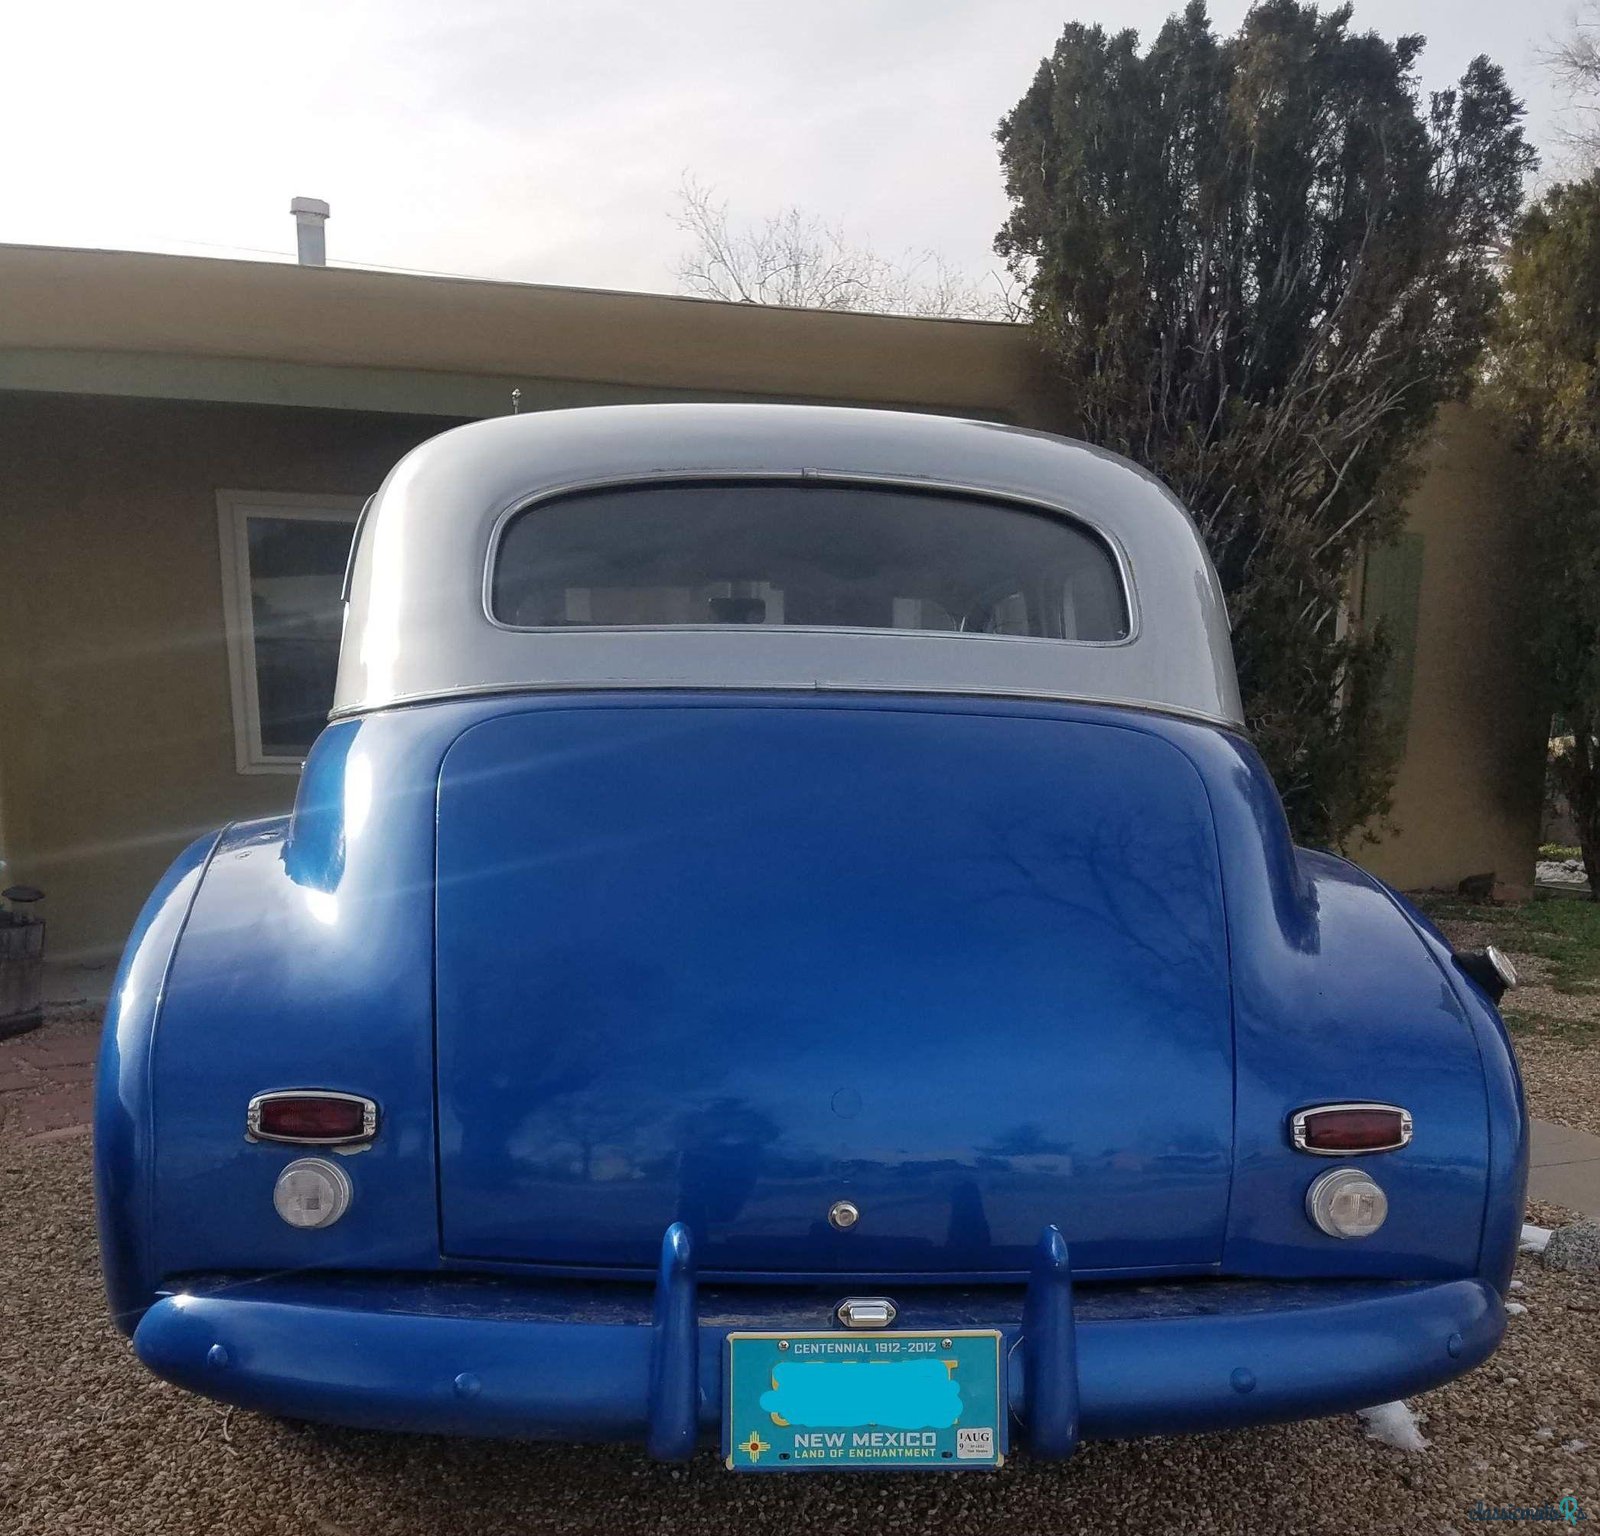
[249,1092,376,1144]
[1291,1104,1411,1155]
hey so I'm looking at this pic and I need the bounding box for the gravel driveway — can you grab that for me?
[2,1019,1597,1535]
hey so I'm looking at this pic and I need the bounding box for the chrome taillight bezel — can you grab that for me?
[246,1089,379,1146]
[1289,1102,1413,1156]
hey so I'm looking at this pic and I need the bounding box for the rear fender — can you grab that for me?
[1383,890,1529,1292]
[133,710,469,1295]
[1183,729,1521,1284]
[95,830,220,1332]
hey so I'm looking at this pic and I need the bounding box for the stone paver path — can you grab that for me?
[0,1012,99,1143]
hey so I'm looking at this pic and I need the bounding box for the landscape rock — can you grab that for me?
[1542,1220,1600,1273]
[1535,857,1589,892]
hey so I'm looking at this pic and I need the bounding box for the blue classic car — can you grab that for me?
[95,404,1526,1469]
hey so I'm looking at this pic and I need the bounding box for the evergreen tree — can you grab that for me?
[996,0,1533,844]
[1488,176,1600,896]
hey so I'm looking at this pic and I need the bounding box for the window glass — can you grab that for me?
[492,483,1128,641]
[246,516,354,756]
[220,499,359,771]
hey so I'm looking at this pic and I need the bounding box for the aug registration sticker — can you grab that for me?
[723,1330,1005,1471]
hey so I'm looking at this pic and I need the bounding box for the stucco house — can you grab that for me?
[0,243,1546,963]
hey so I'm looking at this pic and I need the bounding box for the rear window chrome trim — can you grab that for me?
[478,471,1141,651]
[327,681,1239,730]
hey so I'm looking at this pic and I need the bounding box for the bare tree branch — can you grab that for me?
[671,176,1023,321]
[1539,2,1600,168]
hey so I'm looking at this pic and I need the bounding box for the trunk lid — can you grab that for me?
[435,700,1233,1276]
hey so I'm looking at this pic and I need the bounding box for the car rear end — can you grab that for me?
[101,692,1519,1462]
[96,406,1525,1466]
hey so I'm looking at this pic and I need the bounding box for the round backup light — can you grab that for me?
[1306,1167,1388,1239]
[272,1157,353,1230]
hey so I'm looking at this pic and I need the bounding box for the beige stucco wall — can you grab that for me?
[0,393,464,961]
[1357,403,1547,893]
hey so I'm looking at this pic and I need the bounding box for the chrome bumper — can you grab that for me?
[132,1226,1505,1459]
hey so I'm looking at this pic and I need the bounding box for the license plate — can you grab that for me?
[724,1329,1005,1470]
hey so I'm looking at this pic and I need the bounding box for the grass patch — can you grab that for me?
[1503,1004,1600,1044]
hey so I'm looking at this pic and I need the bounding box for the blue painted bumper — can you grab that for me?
[131,1230,1505,1458]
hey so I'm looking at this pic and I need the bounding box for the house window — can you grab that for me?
[217,492,364,774]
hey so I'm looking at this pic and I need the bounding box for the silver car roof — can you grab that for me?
[334,403,1243,727]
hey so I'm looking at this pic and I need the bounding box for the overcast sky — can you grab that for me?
[3,0,1591,298]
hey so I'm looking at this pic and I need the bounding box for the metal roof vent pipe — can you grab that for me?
[290,197,330,266]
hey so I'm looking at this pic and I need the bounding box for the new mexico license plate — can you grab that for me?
[724,1329,1005,1470]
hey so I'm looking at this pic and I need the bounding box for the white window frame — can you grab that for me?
[217,491,365,775]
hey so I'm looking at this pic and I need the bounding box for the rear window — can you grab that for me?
[490,482,1129,641]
